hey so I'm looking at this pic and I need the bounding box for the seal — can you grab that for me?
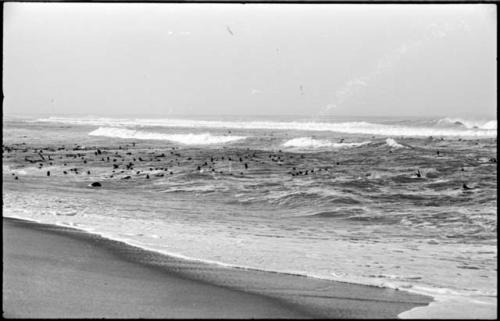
[462,183,473,190]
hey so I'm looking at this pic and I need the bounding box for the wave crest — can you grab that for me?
[283,137,370,149]
[88,127,246,145]
[385,138,407,149]
[437,118,497,130]
[36,116,497,138]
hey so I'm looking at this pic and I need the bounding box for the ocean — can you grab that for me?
[2,115,497,317]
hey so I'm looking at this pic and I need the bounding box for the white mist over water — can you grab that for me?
[321,19,477,116]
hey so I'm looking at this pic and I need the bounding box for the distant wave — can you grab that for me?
[385,138,407,149]
[36,116,497,138]
[283,137,370,149]
[88,127,246,145]
[437,118,497,130]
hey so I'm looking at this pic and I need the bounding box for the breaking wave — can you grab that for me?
[437,118,497,130]
[37,116,497,138]
[282,137,370,149]
[385,138,407,149]
[88,127,246,145]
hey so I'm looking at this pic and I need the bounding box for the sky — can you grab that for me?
[3,3,497,118]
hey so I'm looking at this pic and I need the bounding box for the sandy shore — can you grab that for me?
[3,217,431,318]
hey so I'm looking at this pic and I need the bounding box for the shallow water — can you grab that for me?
[2,115,497,318]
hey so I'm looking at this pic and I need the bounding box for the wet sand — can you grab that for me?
[3,217,432,318]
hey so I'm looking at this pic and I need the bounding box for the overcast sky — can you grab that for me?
[3,3,497,118]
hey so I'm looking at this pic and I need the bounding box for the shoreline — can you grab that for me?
[3,216,432,318]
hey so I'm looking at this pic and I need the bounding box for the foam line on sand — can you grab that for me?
[3,217,432,318]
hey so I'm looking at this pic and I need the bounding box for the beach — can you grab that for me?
[3,217,431,318]
[4,2,497,318]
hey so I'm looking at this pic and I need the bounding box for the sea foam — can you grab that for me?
[88,127,246,145]
[385,138,407,149]
[36,117,497,138]
[437,118,497,130]
[283,137,370,149]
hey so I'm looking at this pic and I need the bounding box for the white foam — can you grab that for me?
[88,127,246,145]
[438,118,497,130]
[35,117,497,138]
[481,120,497,130]
[3,208,496,320]
[385,138,407,149]
[282,137,371,149]
[399,290,497,319]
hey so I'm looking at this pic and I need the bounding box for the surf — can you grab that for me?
[385,138,407,149]
[437,118,497,130]
[88,127,246,145]
[36,116,497,138]
[282,137,371,149]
